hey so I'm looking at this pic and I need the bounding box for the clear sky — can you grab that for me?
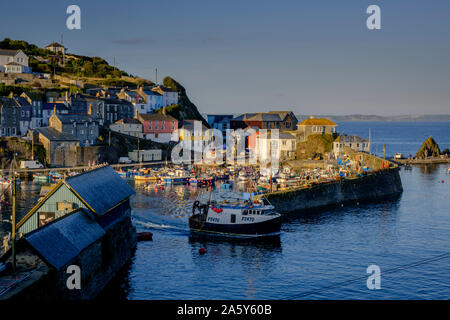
[1,0,449,116]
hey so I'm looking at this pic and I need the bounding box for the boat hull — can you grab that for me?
[189,214,281,238]
[164,177,188,184]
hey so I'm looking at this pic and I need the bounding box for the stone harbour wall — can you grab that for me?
[267,167,403,214]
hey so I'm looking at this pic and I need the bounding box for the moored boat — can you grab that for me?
[164,168,190,184]
[33,173,49,182]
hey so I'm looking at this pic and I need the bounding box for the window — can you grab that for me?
[57,202,74,211]
[38,212,55,227]
[230,214,236,223]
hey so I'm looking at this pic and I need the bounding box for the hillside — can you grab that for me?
[1,38,207,125]
[0,38,153,87]
[157,77,209,127]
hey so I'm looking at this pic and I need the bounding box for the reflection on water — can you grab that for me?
[125,164,450,299]
[417,164,440,175]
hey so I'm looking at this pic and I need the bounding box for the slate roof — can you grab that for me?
[142,90,162,96]
[335,135,368,143]
[55,113,96,124]
[36,127,79,142]
[0,97,19,108]
[137,113,177,122]
[64,166,135,216]
[233,112,294,122]
[0,49,20,56]
[46,42,65,48]
[5,61,22,66]
[21,92,43,102]
[114,118,142,125]
[13,97,30,107]
[179,119,207,131]
[298,117,337,126]
[24,209,105,270]
[42,102,69,112]
[152,85,177,93]
[258,131,295,139]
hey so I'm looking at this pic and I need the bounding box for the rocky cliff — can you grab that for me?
[158,77,209,127]
[415,136,440,159]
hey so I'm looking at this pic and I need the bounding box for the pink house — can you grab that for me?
[136,112,178,143]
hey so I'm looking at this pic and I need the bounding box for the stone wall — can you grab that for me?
[266,167,403,214]
[76,146,101,166]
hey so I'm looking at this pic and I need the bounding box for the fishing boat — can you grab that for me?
[238,171,249,182]
[0,177,11,186]
[163,169,190,184]
[49,171,64,182]
[189,197,281,238]
[115,169,128,178]
[33,173,49,182]
[134,173,159,182]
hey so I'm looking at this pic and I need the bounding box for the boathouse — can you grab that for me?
[17,165,135,235]
[0,165,137,299]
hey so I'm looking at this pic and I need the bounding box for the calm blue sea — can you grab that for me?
[337,121,450,158]
[2,122,449,300]
[122,122,450,300]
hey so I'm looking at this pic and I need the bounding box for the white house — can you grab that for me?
[117,89,148,115]
[333,134,370,157]
[45,42,66,55]
[110,118,143,138]
[255,131,296,162]
[0,49,31,73]
[128,149,162,162]
[151,85,178,107]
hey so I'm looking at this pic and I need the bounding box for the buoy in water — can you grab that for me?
[199,247,206,254]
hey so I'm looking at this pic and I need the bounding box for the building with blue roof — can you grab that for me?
[0,165,138,299]
[17,165,136,235]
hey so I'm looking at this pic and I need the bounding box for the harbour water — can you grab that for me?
[124,121,450,299]
[1,122,449,299]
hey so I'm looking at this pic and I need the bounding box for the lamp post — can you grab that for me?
[11,176,17,273]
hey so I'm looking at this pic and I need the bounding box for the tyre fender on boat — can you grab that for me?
[193,200,200,214]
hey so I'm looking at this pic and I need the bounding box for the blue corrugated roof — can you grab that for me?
[65,166,135,216]
[24,209,105,269]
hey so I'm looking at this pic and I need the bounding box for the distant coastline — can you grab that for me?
[202,113,450,122]
[298,114,450,122]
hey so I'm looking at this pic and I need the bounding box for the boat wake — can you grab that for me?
[133,219,190,235]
